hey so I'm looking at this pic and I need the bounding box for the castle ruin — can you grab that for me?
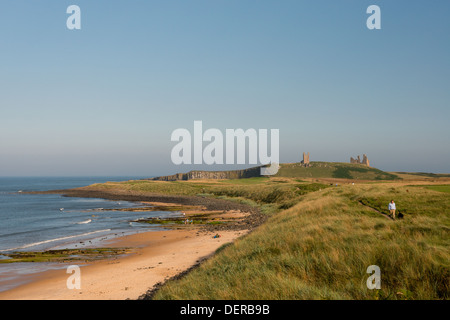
[301,152,310,167]
[350,154,370,167]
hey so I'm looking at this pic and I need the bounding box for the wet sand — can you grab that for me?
[0,228,247,300]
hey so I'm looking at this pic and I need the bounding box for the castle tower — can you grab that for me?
[362,154,370,167]
[301,152,310,167]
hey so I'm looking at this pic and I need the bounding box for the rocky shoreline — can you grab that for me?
[28,187,267,232]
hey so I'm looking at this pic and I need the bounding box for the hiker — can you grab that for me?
[388,200,396,219]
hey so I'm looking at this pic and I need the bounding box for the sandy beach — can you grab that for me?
[0,183,263,300]
[0,227,247,300]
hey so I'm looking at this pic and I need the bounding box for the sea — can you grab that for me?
[0,176,178,293]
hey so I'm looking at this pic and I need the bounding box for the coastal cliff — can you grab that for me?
[149,166,263,181]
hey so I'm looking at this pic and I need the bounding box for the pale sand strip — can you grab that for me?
[0,228,247,300]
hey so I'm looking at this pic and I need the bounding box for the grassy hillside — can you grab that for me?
[276,162,400,180]
[140,179,449,300]
[149,162,400,182]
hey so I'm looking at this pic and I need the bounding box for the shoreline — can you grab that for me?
[0,227,248,300]
[27,186,267,232]
[0,187,261,300]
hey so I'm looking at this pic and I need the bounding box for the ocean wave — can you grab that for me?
[0,225,66,239]
[76,219,92,225]
[0,229,111,252]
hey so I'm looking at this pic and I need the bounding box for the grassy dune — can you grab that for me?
[84,175,449,299]
[148,180,448,300]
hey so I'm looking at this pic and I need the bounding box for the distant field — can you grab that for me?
[394,172,450,179]
[220,177,270,185]
[423,185,450,193]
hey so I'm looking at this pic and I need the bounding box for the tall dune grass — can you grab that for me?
[152,183,449,300]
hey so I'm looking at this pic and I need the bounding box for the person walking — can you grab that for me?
[388,200,396,219]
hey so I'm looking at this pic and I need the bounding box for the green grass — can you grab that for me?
[220,177,271,185]
[276,162,400,180]
[395,172,450,178]
[295,183,330,195]
[98,177,325,215]
[423,185,450,193]
[150,182,449,300]
[349,184,450,219]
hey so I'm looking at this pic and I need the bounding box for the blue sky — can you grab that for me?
[1,1,449,176]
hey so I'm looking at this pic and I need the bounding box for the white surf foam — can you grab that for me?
[0,229,111,252]
[76,219,92,224]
